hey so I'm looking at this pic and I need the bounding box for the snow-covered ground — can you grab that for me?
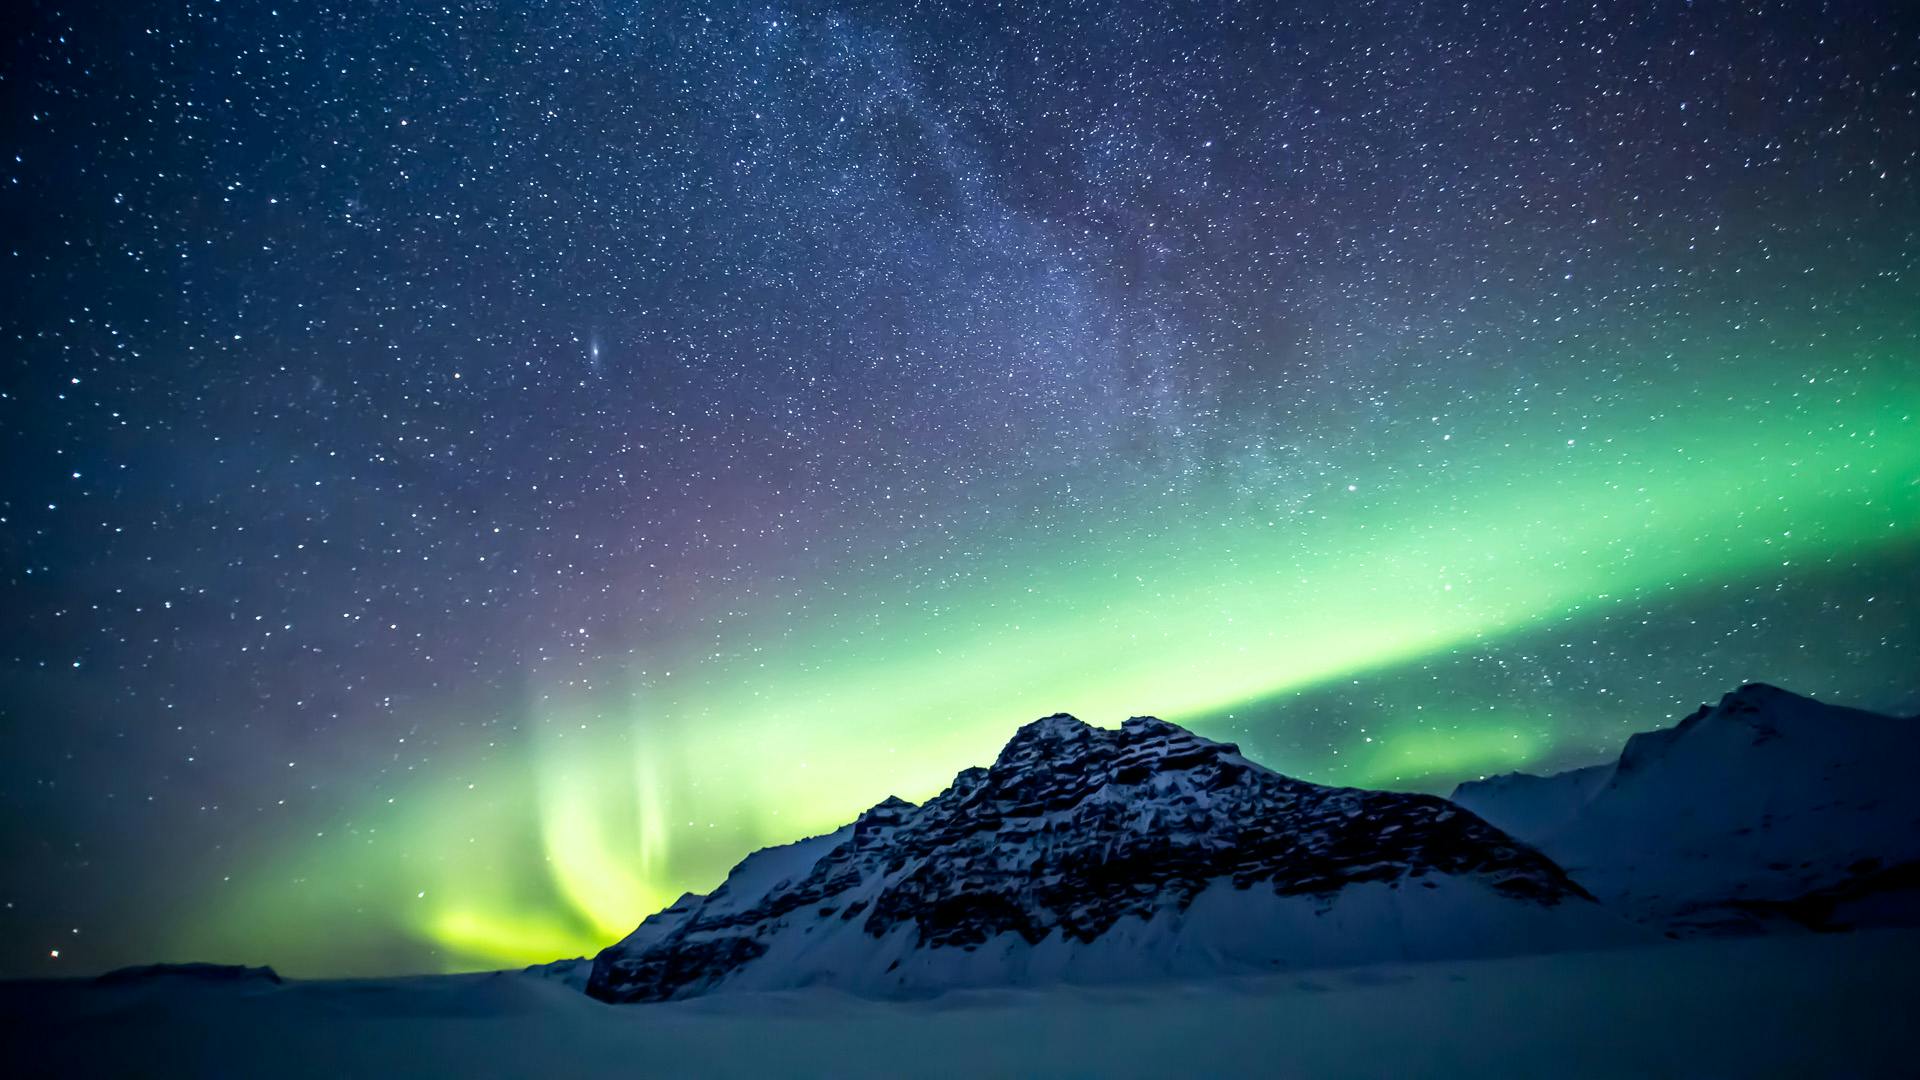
[6,930,1915,1078]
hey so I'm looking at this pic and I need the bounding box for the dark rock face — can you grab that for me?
[587,714,1594,1003]
[859,716,1585,953]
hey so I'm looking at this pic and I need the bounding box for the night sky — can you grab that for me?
[3,0,1917,978]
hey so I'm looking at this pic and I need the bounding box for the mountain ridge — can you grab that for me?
[587,711,1633,1003]
[1454,683,1920,935]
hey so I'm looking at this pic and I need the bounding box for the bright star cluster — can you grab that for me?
[2,1,1916,976]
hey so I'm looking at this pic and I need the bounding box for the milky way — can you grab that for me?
[3,1,1917,976]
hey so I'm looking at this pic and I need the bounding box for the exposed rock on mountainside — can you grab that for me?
[589,714,1632,1002]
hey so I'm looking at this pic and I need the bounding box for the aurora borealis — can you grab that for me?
[3,1,1918,978]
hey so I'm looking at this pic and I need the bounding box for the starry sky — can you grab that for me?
[3,0,1917,978]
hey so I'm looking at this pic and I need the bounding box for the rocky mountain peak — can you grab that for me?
[1675,682,1803,725]
[993,712,1097,761]
[1619,683,1815,775]
[587,713,1618,1003]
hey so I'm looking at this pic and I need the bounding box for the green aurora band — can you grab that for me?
[182,358,1920,973]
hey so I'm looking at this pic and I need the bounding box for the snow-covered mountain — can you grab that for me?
[587,714,1637,1003]
[1453,683,1920,936]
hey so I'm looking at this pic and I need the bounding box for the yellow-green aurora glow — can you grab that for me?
[182,359,1920,973]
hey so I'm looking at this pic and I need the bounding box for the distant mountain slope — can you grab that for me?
[588,714,1637,1002]
[1454,684,1920,935]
